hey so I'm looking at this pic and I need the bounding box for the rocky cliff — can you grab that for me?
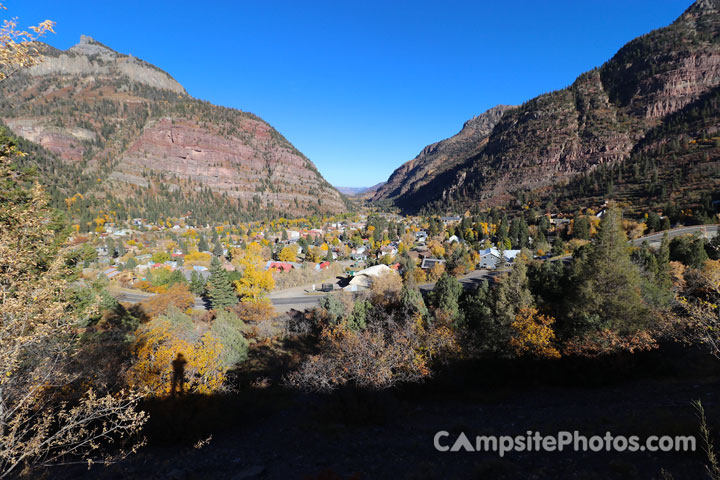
[371,105,514,205]
[0,36,346,225]
[376,0,720,213]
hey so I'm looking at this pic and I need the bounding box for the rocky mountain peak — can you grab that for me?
[68,35,118,60]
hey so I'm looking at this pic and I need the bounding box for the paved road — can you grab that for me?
[418,268,501,293]
[111,289,318,312]
[630,224,719,246]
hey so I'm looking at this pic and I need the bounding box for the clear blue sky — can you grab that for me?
[12,0,691,187]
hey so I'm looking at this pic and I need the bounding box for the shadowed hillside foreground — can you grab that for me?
[52,344,720,479]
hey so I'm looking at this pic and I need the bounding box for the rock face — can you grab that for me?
[375,0,720,212]
[30,36,186,94]
[0,36,345,222]
[371,105,514,205]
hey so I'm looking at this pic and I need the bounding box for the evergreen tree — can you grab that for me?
[399,284,428,319]
[567,208,649,336]
[491,251,534,331]
[198,234,209,252]
[573,214,591,240]
[205,256,238,309]
[429,273,463,323]
[125,257,137,270]
[189,271,207,295]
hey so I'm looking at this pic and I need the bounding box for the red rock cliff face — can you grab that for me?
[112,117,343,212]
[0,36,345,219]
[371,105,514,204]
[379,0,720,212]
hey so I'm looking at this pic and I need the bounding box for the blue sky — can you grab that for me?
[13,0,691,187]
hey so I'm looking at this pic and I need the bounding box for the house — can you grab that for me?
[346,264,392,289]
[100,267,119,279]
[479,247,502,269]
[317,261,331,271]
[503,250,522,263]
[377,245,398,259]
[448,235,460,244]
[266,261,294,273]
[420,257,446,270]
[478,247,521,269]
[441,216,462,224]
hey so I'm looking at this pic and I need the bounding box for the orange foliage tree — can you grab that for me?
[139,283,195,318]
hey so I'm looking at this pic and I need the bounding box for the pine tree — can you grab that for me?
[429,273,463,323]
[206,256,237,309]
[189,271,207,295]
[198,234,209,252]
[568,207,649,336]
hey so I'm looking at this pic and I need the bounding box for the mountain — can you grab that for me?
[374,0,720,214]
[0,35,347,228]
[371,105,514,208]
[335,182,385,196]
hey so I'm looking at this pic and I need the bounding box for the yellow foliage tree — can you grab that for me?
[278,246,297,262]
[428,240,445,258]
[234,245,275,302]
[235,264,275,302]
[126,318,226,397]
[509,307,560,359]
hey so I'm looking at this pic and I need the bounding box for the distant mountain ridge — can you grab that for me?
[0,35,347,227]
[335,182,385,196]
[373,0,720,213]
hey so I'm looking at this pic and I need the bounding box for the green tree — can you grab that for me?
[400,284,429,319]
[206,256,238,309]
[198,234,209,252]
[189,271,206,295]
[573,214,591,240]
[567,208,649,336]
[209,309,249,368]
[125,256,137,270]
[490,250,535,337]
[669,234,709,268]
[429,273,463,323]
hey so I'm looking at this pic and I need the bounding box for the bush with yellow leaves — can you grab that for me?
[126,312,226,397]
[509,307,561,359]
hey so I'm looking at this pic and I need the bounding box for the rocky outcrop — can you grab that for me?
[378,0,720,212]
[29,36,186,94]
[0,35,345,220]
[112,117,345,212]
[371,105,514,204]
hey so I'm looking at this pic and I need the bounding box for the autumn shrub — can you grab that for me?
[0,131,145,475]
[126,313,226,397]
[370,270,404,307]
[509,307,560,359]
[286,310,459,392]
[139,282,195,318]
[232,299,276,324]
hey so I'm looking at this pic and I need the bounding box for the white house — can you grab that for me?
[347,264,391,289]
